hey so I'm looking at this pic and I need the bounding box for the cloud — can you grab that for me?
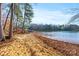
[31,9,74,25]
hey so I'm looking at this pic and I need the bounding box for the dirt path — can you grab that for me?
[0,33,63,56]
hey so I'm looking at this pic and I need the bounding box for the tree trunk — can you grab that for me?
[22,17,25,31]
[8,4,14,39]
[3,8,10,30]
[22,5,25,31]
[22,12,27,32]
[0,3,4,41]
[16,13,18,32]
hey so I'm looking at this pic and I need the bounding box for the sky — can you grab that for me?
[31,3,79,25]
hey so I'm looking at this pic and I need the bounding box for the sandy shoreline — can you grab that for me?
[0,33,63,56]
[0,32,79,56]
[33,32,79,56]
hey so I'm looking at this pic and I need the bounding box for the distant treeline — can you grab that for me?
[28,24,79,32]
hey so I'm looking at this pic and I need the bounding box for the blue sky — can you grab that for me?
[31,3,79,25]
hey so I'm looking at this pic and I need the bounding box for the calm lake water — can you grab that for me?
[42,31,79,44]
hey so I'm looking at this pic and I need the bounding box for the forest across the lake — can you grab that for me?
[29,24,79,32]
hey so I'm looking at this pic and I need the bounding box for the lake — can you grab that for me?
[42,31,79,44]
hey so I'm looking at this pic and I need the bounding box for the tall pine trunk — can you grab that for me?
[16,13,18,32]
[8,3,14,39]
[0,3,4,41]
[3,8,10,30]
[22,5,25,31]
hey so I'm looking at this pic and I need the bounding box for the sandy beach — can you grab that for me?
[0,32,79,56]
[33,32,79,56]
